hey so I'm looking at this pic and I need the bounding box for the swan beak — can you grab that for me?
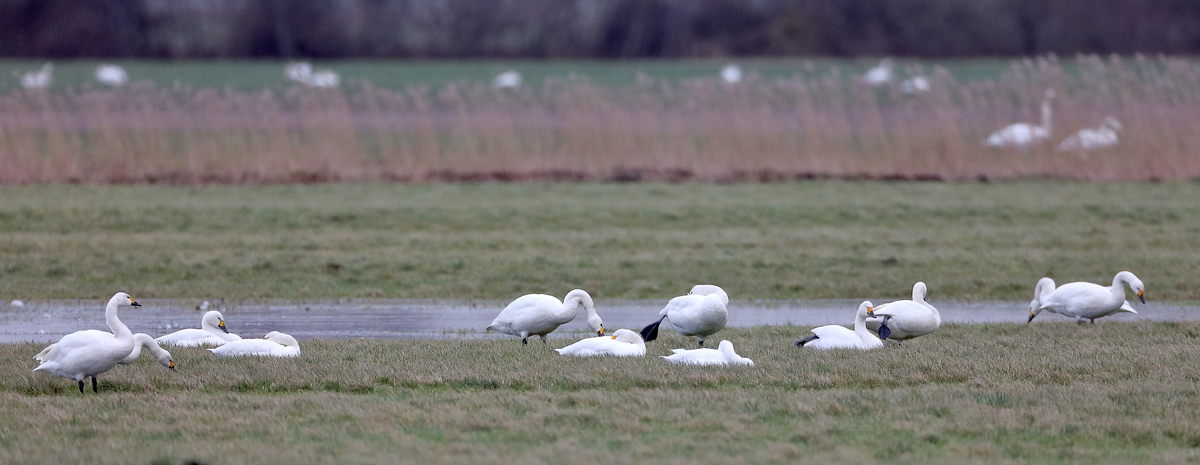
[1138,290,1145,304]
[168,361,176,372]
[129,296,141,307]
[218,320,229,333]
[866,307,875,318]
[598,325,605,336]
[1027,309,1036,323]
[611,335,617,340]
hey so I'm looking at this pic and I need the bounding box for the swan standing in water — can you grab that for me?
[984,90,1054,150]
[487,289,604,344]
[798,301,883,350]
[555,329,645,357]
[209,331,300,357]
[156,310,242,347]
[1034,271,1144,324]
[661,340,754,366]
[640,285,728,347]
[1057,116,1121,153]
[865,282,941,343]
[32,292,142,393]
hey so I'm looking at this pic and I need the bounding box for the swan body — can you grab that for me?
[864,59,893,86]
[307,69,340,88]
[156,310,242,347]
[32,292,141,393]
[19,63,52,89]
[865,282,941,342]
[208,331,300,357]
[720,64,743,83]
[95,64,128,86]
[661,340,754,366]
[493,70,522,88]
[37,331,174,370]
[555,329,645,357]
[799,301,883,350]
[487,289,604,344]
[1035,271,1144,324]
[640,285,728,347]
[984,90,1054,149]
[901,76,930,93]
[284,62,338,87]
[285,62,313,83]
[1058,116,1121,152]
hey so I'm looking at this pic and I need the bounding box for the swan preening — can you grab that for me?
[865,282,941,343]
[487,289,604,344]
[984,90,1055,149]
[18,63,52,89]
[285,62,340,88]
[720,64,743,83]
[493,70,522,89]
[156,310,242,347]
[640,284,729,347]
[32,292,147,393]
[662,340,754,366]
[1029,271,1143,324]
[1057,116,1121,152]
[555,329,645,357]
[798,301,883,350]
[95,64,129,86]
[208,331,300,357]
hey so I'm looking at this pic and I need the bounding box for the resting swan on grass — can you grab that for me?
[798,301,883,350]
[487,289,604,344]
[555,329,645,357]
[864,282,941,343]
[1030,271,1143,324]
[983,90,1054,150]
[208,331,300,357]
[156,310,242,347]
[32,292,143,393]
[640,285,728,347]
[661,340,754,366]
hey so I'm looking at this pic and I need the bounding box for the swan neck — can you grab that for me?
[106,299,132,338]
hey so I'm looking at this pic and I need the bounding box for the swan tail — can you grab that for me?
[32,361,58,374]
[640,316,666,343]
[795,335,818,346]
[34,345,53,362]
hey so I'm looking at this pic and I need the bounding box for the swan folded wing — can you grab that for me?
[157,329,228,347]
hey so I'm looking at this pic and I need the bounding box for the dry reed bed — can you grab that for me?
[2,56,1198,184]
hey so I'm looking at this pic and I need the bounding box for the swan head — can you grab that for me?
[110,292,142,308]
[264,331,300,348]
[202,311,229,333]
[911,282,928,301]
[566,289,604,335]
[156,350,176,371]
[859,301,875,318]
[1102,116,1122,131]
[688,285,729,305]
[1116,271,1145,304]
[610,329,643,344]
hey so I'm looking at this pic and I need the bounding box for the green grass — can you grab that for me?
[4,323,1200,464]
[1,182,1199,301]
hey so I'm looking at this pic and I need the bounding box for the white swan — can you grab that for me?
[661,340,754,366]
[799,301,883,350]
[1057,116,1121,153]
[640,284,728,347]
[555,329,645,357]
[1035,271,1144,324]
[493,70,522,89]
[1027,277,1057,323]
[900,76,930,94]
[19,63,52,89]
[36,331,174,370]
[95,64,128,86]
[32,292,141,393]
[208,331,300,357]
[866,282,941,343]
[156,310,242,347]
[864,59,893,86]
[984,90,1054,149]
[307,69,340,88]
[285,62,313,83]
[720,64,743,83]
[486,289,604,344]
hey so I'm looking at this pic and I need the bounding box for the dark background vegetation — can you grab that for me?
[2,0,1199,59]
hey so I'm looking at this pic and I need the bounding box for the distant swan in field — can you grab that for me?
[798,301,883,350]
[900,76,930,94]
[640,285,728,347]
[984,90,1054,149]
[865,282,940,343]
[487,289,604,344]
[208,331,300,357]
[555,329,645,357]
[661,340,754,366]
[1034,271,1143,324]
[307,69,340,88]
[156,310,241,347]
[1057,116,1121,153]
[95,64,128,86]
[864,59,893,86]
[18,63,52,89]
[493,70,522,89]
[284,62,339,88]
[720,64,743,83]
[32,292,142,393]
[285,62,313,83]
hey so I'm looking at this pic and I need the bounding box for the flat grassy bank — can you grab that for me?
[1,182,1197,302]
[3,324,1200,464]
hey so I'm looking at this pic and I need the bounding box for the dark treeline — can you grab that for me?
[3,0,1200,59]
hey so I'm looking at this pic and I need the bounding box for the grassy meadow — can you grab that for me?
[3,324,1200,464]
[0,182,1198,302]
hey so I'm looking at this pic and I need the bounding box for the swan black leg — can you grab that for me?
[522,337,528,345]
[78,380,85,394]
[640,316,666,343]
[697,339,705,347]
[92,377,98,393]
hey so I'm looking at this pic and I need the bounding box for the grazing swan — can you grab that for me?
[493,70,522,89]
[864,59,893,86]
[984,90,1054,149]
[95,64,128,86]
[661,340,754,366]
[32,292,141,393]
[798,301,883,350]
[1057,116,1121,152]
[640,285,729,347]
[1035,271,1144,324]
[865,282,941,343]
[487,289,604,344]
[208,331,300,357]
[720,64,743,83]
[1027,277,1057,323]
[36,332,175,370]
[19,63,52,89]
[156,310,242,347]
[555,329,645,357]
